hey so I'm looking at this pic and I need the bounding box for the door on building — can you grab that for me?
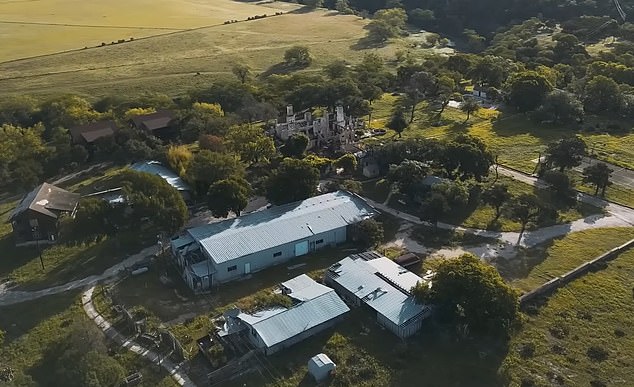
[294,241,309,257]
[244,262,251,274]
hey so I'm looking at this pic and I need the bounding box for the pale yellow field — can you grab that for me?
[0,9,400,98]
[0,0,299,61]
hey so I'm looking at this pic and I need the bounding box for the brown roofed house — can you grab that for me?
[69,120,119,145]
[9,183,80,246]
[130,110,176,139]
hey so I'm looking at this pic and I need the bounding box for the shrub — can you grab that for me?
[614,328,625,337]
[519,342,535,359]
[551,344,566,354]
[549,321,569,339]
[587,345,609,362]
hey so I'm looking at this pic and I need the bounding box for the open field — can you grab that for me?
[0,0,299,61]
[0,8,400,99]
[501,247,634,386]
[492,227,634,292]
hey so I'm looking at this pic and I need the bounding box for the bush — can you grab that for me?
[587,345,609,362]
[350,219,384,249]
[519,342,535,359]
[548,321,569,339]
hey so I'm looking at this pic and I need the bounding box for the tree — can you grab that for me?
[324,60,349,79]
[444,135,493,181]
[405,71,437,123]
[232,63,251,84]
[387,108,408,137]
[460,97,480,122]
[367,8,407,42]
[66,198,113,243]
[388,159,429,200]
[207,177,252,218]
[506,71,553,112]
[463,29,486,53]
[198,134,225,152]
[225,125,276,165]
[335,0,353,14]
[39,95,101,129]
[266,158,320,205]
[412,254,519,336]
[545,137,587,172]
[535,90,584,124]
[542,170,575,204]
[186,150,245,196]
[121,171,188,233]
[504,194,543,245]
[419,192,450,227]
[583,162,614,196]
[482,184,511,221]
[584,75,623,114]
[284,46,312,68]
[351,219,384,248]
[281,133,309,158]
[166,145,193,176]
[408,8,435,29]
[334,153,357,174]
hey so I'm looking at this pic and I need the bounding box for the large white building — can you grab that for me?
[325,251,433,339]
[170,191,377,293]
[274,105,363,150]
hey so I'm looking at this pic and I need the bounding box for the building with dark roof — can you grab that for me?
[69,120,119,145]
[9,183,80,246]
[130,110,176,139]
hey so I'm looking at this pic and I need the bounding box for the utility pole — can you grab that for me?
[32,225,45,270]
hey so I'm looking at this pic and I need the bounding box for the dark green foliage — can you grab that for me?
[535,90,584,124]
[582,162,614,196]
[504,194,544,244]
[482,184,512,220]
[506,71,553,112]
[388,159,429,200]
[284,46,313,68]
[266,158,319,205]
[186,150,245,196]
[281,133,309,158]
[121,170,188,233]
[387,108,408,137]
[544,137,587,172]
[460,97,480,122]
[350,218,384,248]
[444,135,493,181]
[334,153,358,174]
[584,76,623,114]
[412,254,519,336]
[542,170,576,204]
[207,177,252,218]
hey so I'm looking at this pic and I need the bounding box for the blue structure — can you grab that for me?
[171,191,377,292]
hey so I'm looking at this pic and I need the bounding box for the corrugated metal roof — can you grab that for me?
[281,274,330,301]
[309,353,334,368]
[130,161,191,192]
[327,255,430,327]
[188,191,376,265]
[241,290,349,348]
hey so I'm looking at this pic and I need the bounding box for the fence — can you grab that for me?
[519,238,634,306]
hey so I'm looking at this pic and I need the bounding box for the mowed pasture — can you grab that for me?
[0,7,399,99]
[0,0,298,61]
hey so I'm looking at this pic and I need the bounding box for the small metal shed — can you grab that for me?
[307,353,336,382]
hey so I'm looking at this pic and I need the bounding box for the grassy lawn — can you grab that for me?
[0,0,300,61]
[0,292,175,386]
[0,8,402,99]
[492,227,634,292]
[501,247,634,386]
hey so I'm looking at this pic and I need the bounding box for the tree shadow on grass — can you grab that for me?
[259,62,306,78]
[0,234,39,280]
[351,35,389,50]
[0,290,80,347]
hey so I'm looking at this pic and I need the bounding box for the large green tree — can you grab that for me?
[584,75,623,114]
[121,170,188,233]
[388,159,429,200]
[506,71,553,112]
[207,177,252,218]
[412,254,519,336]
[535,90,584,124]
[225,125,276,165]
[266,158,320,205]
[544,137,587,172]
[582,162,613,196]
[186,150,245,196]
[284,46,312,67]
[482,183,511,221]
[281,133,309,158]
[504,194,543,245]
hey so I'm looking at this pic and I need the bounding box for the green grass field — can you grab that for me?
[0,291,175,386]
[492,228,634,292]
[501,247,634,386]
[0,0,299,61]
[0,6,400,99]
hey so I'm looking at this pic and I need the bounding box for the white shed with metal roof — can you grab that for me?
[325,252,432,339]
[308,353,336,382]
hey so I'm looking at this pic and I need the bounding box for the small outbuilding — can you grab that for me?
[69,120,119,146]
[307,353,336,382]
